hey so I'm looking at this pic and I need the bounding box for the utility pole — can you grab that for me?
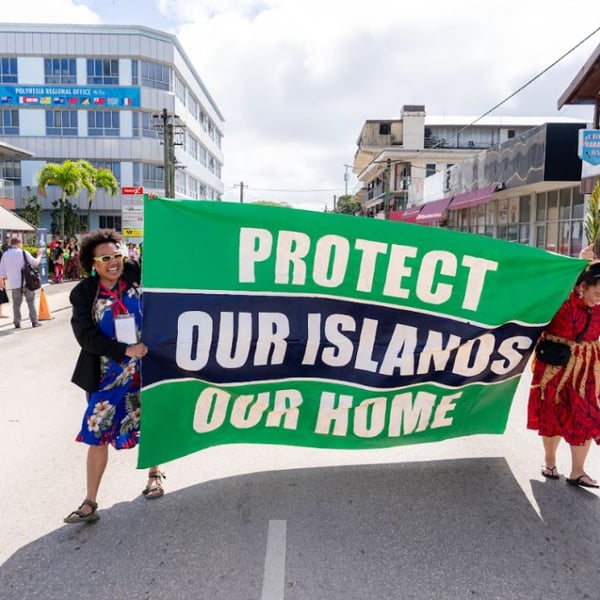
[239,181,244,203]
[333,194,337,213]
[343,164,353,197]
[384,158,391,220]
[153,108,185,198]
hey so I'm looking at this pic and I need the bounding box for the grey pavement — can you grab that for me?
[0,279,77,330]
[2,298,600,599]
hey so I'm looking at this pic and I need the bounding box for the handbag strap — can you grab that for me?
[575,308,592,342]
[21,250,26,288]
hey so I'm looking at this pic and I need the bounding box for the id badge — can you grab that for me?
[115,314,138,344]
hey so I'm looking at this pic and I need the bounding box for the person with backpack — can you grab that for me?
[0,237,42,328]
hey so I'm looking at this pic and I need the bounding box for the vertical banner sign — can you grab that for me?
[138,199,585,467]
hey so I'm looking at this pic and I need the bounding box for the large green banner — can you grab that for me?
[138,198,584,467]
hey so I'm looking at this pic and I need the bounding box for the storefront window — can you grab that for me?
[546,221,558,253]
[559,188,571,220]
[519,224,530,245]
[573,189,584,220]
[536,192,546,221]
[559,221,570,255]
[536,225,545,248]
[571,220,583,257]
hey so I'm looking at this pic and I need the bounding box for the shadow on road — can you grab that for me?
[2,457,600,600]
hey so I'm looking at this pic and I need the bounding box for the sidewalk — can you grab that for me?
[0,279,78,329]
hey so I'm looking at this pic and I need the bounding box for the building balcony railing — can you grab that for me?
[0,178,15,209]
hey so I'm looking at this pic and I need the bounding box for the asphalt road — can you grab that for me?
[2,285,600,599]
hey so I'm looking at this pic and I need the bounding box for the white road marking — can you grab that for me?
[260,520,287,600]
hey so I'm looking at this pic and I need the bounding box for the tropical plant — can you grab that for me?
[77,160,119,230]
[37,160,93,240]
[50,199,80,239]
[587,181,600,257]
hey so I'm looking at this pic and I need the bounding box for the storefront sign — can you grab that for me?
[578,129,600,166]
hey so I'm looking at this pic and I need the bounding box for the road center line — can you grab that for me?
[260,519,287,600]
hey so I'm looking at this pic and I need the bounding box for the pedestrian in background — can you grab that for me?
[528,262,600,488]
[64,228,165,524]
[65,237,80,280]
[0,237,42,329]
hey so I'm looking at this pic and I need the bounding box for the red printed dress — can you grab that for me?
[528,291,600,445]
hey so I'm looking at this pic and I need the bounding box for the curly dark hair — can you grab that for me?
[79,229,123,274]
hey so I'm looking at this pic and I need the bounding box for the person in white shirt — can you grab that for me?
[0,237,42,329]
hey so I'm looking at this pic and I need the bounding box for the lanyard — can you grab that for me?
[99,281,129,314]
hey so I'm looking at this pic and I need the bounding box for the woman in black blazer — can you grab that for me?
[64,229,164,524]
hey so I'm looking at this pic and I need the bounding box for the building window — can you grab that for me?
[425,163,436,178]
[535,187,582,256]
[87,59,119,85]
[140,60,170,91]
[0,109,19,134]
[142,162,164,188]
[45,110,78,135]
[507,129,516,139]
[44,58,76,84]
[379,123,391,135]
[0,159,21,184]
[131,59,138,85]
[88,110,120,136]
[99,215,121,230]
[143,112,158,138]
[0,57,17,83]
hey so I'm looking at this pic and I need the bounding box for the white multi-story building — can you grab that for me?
[0,23,224,232]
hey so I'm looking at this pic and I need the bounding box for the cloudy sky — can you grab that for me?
[3,0,600,210]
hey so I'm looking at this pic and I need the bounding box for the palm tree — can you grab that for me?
[37,160,93,240]
[77,160,119,230]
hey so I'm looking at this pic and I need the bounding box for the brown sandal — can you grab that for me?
[143,471,166,500]
[63,499,100,524]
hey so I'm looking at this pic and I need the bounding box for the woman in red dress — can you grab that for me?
[528,262,600,488]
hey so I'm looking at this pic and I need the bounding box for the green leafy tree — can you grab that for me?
[50,199,80,239]
[18,193,42,229]
[37,160,94,240]
[336,195,362,215]
[77,160,119,230]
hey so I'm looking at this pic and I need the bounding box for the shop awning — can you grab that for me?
[415,196,453,223]
[390,205,423,223]
[0,205,34,231]
[448,184,497,210]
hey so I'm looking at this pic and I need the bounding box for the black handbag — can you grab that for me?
[535,308,592,366]
[21,250,41,291]
[535,339,572,366]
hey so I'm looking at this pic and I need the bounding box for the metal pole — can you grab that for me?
[384,158,391,220]
[240,181,244,203]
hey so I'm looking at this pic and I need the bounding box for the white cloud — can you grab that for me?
[3,0,600,210]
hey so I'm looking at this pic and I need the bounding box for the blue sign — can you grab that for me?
[579,129,600,166]
[0,85,140,108]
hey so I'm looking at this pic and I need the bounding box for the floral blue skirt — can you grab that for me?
[75,281,143,449]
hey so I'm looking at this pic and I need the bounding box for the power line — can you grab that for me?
[431,25,600,148]
[226,186,344,192]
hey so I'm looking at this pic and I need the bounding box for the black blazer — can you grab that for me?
[70,276,129,392]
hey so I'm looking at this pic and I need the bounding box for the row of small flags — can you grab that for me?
[1,95,133,106]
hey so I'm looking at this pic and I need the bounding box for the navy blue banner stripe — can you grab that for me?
[141,291,541,389]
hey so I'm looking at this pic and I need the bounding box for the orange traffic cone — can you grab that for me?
[38,288,53,320]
